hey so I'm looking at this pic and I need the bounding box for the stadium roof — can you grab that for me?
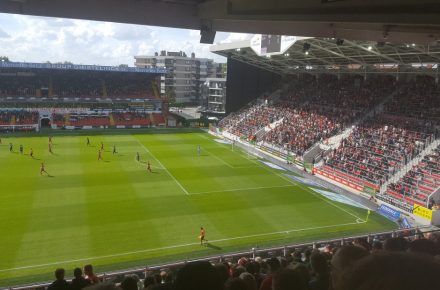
[1,1,440,45]
[210,38,440,75]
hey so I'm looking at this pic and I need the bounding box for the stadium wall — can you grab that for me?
[225,57,281,114]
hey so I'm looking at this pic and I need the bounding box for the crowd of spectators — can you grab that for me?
[220,74,393,156]
[0,110,39,125]
[0,71,155,99]
[262,103,356,156]
[68,114,111,127]
[105,74,153,99]
[321,76,439,190]
[15,111,39,125]
[387,144,440,206]
[43,231,440,290]
[112,112,151,126]
[386,76,440,123]
[52,113,65,127]
[324,114,433,188]
[221,104,285,140]
[0,74,46,97]
[280,74,393,110]
[0,110,14,125]
[52,112,164,127]
[52,74,102,98]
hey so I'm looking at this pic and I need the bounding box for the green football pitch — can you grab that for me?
[0,129,396,286]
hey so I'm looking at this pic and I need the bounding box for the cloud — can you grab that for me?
[0,13,252,65]
[0,27,10,38]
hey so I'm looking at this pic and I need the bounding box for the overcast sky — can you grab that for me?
[0,13,252,66]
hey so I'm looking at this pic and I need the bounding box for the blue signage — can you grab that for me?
[378,204,401,222]
[401,217,411,229]
[0,62,166,74]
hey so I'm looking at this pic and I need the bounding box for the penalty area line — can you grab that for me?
[135,139,189,196]
[0,220,365,273]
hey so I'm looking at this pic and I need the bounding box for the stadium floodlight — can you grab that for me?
[285,53,290,57]
[236,48,241,52]
[412,43,416,46]
[305,51,309,55]
[368,46,373,50]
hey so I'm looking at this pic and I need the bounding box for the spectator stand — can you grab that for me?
[381,140,440,209]
[0,110,39,132]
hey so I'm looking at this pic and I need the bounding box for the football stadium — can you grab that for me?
[0,1,440,290]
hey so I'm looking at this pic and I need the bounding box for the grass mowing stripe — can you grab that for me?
[276,173,366,222]
[0,219,364,273]
[225,142,366,222]
[202,146,234,168]
[134,137,189,195]
[190,184,295,195]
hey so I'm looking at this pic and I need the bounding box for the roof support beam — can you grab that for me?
[344,40,404,65]
[312,39,366,66]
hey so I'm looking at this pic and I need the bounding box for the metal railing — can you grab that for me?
[8,226,439,290]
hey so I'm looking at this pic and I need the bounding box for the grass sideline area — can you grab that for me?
[0,130,396,286]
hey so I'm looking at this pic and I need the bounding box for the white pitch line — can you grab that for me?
[203,149,259,169]
[197,133,259,166]
[0,220,365,273]
[135,139,189,195]
[190,184,295,195]
[201,147,234,168]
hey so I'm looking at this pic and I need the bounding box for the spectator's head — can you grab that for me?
[84,264,94,275]
[244,261,256,275]
[272,268,307,290]
[331,246,369,290]
[85,283,120,290]
[383,237,408,252]
[238,257,249,267]
[224,277,249,290]
[214,263,230,284]
[408,238,439,256]
[340,252,440,290]
[239,272,257,290]
[266,257,281,274]
[174,261,222,290]
[304,248,312,262]
[371,241,383,252]
[153,273,161,285]
[231,265,246,278]
[120,275,138,290]
[291,264,310,286]
[426,231,440,244]
[73,267,83,279]
[291,250,302,263]
[55,268,65,280]
[353,238,371,251]
[310,251,329,277]
[143,275,156,289]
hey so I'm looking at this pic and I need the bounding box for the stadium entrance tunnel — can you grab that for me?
[40,118,51,127]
